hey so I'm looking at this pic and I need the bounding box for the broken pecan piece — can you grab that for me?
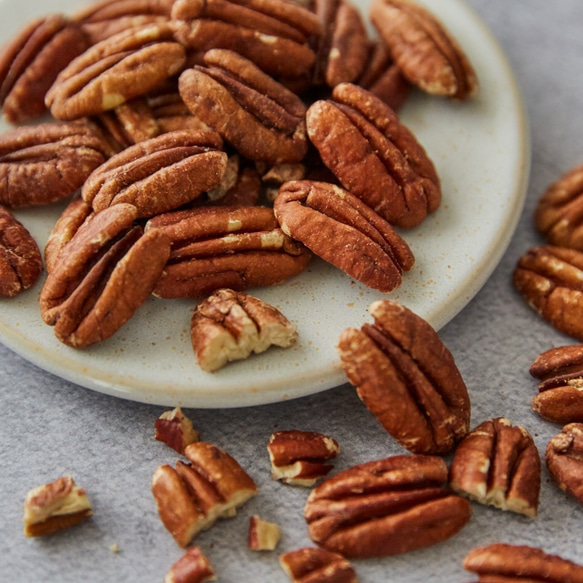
[268,430,340,487]
[190,288,298,372]
[0,206,43,298]
[23,476,92,537]
[546,423,583,506]
[306,83,441,229]
[0,14,88,123]
[304,454,471,558]
[39,204,170,348]
[513,245,583,341]
[151,442,258,547]
[370,0,478,100]
[248,515,281,551]
[164,546,216,583]
[280,547,358,583]
[155,407,200,454]
[274,180,414,292]
[146,205,311,299]
[449,418,541,517]
[464,543,583,582]
[0,123,109,209]
[338,300,470,455]
[179,49,308,165]
[529,344,583,424]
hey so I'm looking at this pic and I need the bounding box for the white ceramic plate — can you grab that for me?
[0,0,529,407]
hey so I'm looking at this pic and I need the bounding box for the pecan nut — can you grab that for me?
[306,83,441,229]
[39,204,170,348]
[0,15,88,123]
[151,442,258,547]
[304,454,471,558]
[464,543,583,582]
[546,423,583,506]
[449,418,541,517]
[0,205,43,297]
[370,0,478,100]
[179,49,308,165]
[529,344,583,424]
[513,245,583,341]
[164,546,216,583]
[274,180,414,292]
[145,205,311,299]
[280,547,358,583]
[45,24,186,120]
[0,123,109,208]
[248,515,281,551]
[155,407,200,454]
[338,300,470,455]
[535,163,583,251]
[81,129,227,218]
[190,288,298,372]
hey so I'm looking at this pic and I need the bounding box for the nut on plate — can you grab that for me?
[248,515,281,551]
[464,543,583,582]
[190,288,298,372]
[546,423,583,506]
[164,546,216,583]
[449,418,541,517]
[155,407,200,454]
[268,430,340,487]
[338,299,470,455]
[151,442,257,547]
[304,454,471,559]
[529,344,583,423]
[280,547,358,583]
[23,476,92,537]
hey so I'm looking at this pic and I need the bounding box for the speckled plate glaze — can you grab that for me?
[0,0,529,407]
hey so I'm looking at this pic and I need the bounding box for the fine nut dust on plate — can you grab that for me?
[0,0,530,407]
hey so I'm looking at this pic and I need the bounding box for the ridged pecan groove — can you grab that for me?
[546,423,583,506]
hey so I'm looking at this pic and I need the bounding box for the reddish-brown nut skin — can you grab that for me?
[164,546,216,583]
[280,547,358,583]
[546,423,583,506]
[0,206,43,297]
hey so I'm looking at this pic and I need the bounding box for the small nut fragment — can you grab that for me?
[529,344,583,424]
[304,454,471,558]
[155,407,200,454]
[164,546,216,583]
[280,547,358,583]
[190,288,298,372]
[268,430,340,487]
[449,418,541,517]
[546,423,583,506]
[0,205,43,297]
[338,300,470,455]
[151,442,257,547]
[23,476,92,537]
[248,515,281,551]
[464,543,583,582]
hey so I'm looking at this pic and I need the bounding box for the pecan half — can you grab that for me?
[304,454,471,558]
[0,15,88,123]
[39,204,170,348]
[164,546,216,583]
[268,430,340,487]
[464,543,583,582]
[0,123,109,208]
[145,205,311,299]
[179,49,308,165]
[23,476,92,537]
[513,245,583,341]
[172,0,320,79]
[190,288,298,371]
[449,418,541,517]
[306,83,440,229]
[280,547,358,583]
[0,206,43,298]
[45,24,186,120]
[155,407,200,454]
[546,423,583,506]
[274,180,414,292]
[370,0,478,100]
[248,515,281,551]
[529,344,583,424]
[338,300,470,455]
[82,130,227,218]
[535,163,583,251]
[151,442,258,547]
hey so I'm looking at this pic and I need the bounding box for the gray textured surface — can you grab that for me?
[2,1,583,581]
